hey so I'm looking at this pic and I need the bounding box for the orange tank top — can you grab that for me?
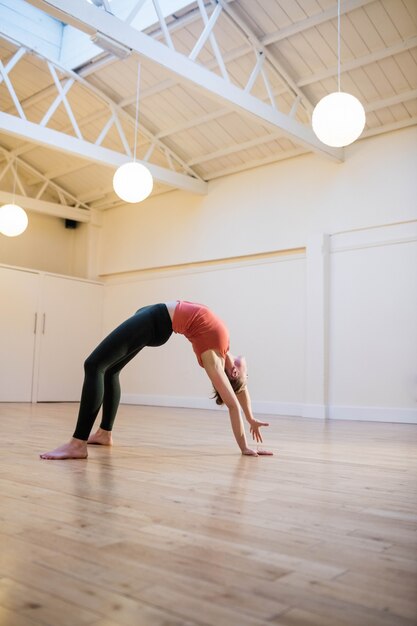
[172,301,230,367]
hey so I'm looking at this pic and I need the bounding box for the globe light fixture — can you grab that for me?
[113,62,153,203]
[0,203,29,237]
[113,161,153,203]
[0,160,29,237]
[312,0,366,147]
[312,91,366,147]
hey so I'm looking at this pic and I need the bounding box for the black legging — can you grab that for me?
[73,303,173,440]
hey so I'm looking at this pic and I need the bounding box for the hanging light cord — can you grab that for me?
[12,158,17,203]
[337,0,341,92]
[133,60,141,162]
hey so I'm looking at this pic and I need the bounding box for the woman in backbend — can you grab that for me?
[40,300,272,459]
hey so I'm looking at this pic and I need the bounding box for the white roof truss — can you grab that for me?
[0,145,91,221]
[25,0,344,162]
[0,37,207,195]
[0,110,206,194]
[0,0,415,212]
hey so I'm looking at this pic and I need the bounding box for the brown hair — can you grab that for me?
[212,375,246,406]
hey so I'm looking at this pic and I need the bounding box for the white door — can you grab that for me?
[0,267,39,401]
[36,275,103,401]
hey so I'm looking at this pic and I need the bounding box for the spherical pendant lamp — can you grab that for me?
[0,203,28,237]
[112,61,154,204]
[312,0,366,148]
[113,161,153,203]
[312,91,366,147]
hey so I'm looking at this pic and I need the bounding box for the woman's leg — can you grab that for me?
[98,303,174,433]
[73,303,174,440]
[86,348,140,445]
[40,304,172,459]
[87,347,142,445]
[101,348,141,430]
[72,311,155,440]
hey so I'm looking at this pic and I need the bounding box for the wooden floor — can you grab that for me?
[0,403,416,626]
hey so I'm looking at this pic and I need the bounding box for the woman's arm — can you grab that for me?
[201,351,257,455]
[236,387,270,444]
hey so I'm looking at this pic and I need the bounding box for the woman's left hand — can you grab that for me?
[249,419,269,443]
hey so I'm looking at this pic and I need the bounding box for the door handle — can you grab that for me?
[42,313,46,334]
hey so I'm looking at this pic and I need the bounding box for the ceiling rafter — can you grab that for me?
[118,43,252,107]
[0,111,207,194]
[25,161,91,187]
[297,36,417,88]
[0,145,90,209]
[361,116,417,139]
[187,130,286,166]
[68,0,416,146]
[0,32,206,181]
[25,0,343,162]
[69,2,219,80]
[365,89,417,113]
[205,147,309,181]
[0,144,92,220]
[186,88,417,167]
[0,189,90,221]
[1,0,413,203]
[0,34,207,194]
[261,0,376,46]
[215,0,314,116]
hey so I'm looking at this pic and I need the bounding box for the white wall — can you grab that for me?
[2,128,415,421]
[328,224,417,422]
[99,128,417,422]
[0,212,91,277]
[103,252,306,414]
[99,128,417,275]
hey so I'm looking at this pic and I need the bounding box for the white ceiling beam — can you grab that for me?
[26,161,91,186]
[298,36,417,87]
[78,187,113,204]
[187,89,417,166]
[118,43,252,106]
[156,108,230,139]
[205,148,309,181]
[361,117,417,140]
[155,80,297,140]
[189,3,222,62]
[60,0,196,70]
[187,131,285,166]
[0,33,204,183]
[261,0,375,46]
[26,0,343,162]
[0,144,91,209]
[196,0,228,81]
[0,112,208,194]
[0,191,90,222]
[365,89,417,114]
[216,0,314,115]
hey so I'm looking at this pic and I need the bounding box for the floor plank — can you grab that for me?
[0,402,416,626]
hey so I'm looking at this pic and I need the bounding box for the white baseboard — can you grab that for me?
[328,405,417,424]
[121,394,417,423]
[302,404,327,419]
[122,394,216,411]
[121,394,302,416]
[251,400,303,416]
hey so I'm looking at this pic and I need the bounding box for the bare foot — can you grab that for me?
[87,428,113,446]
[40,438,88,460]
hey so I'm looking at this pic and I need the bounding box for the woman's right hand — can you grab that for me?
[242,447,258,456]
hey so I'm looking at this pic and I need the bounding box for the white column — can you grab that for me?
[303,233,330,419]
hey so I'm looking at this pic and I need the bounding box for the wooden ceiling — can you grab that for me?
[0,0,415,216]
